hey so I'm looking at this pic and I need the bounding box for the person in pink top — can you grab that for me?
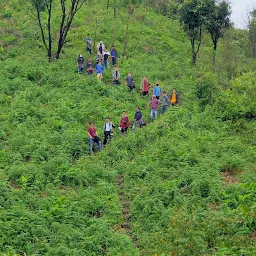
[147,95,161,122]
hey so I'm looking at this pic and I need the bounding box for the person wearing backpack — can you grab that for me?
[161,91,170,114]
[86,58,94,75]
[132,107,146,131]
[170,88,180,106]
[96,51,103,64]
[87,122,102,154]
[103,117,115,146]
[153,81,162,99]
[77,54,84,73]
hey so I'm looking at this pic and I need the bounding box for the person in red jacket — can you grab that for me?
[140,76,150,96]
[119,111,130,134]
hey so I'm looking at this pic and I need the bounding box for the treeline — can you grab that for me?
[139,0,256,62]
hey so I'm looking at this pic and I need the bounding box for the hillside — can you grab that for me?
[0,0,256,255]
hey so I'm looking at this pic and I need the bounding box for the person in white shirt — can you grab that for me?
[103,117,115,146]
[103,48,110,68]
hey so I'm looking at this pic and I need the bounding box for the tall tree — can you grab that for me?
[179,0,206,64]
[31,0,86,61]
[204,0,230,63]
[248,9,256,58]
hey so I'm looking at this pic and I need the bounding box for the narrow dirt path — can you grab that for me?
[116,174,138,247]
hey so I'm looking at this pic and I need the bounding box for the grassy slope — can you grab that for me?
[0,0,256,255]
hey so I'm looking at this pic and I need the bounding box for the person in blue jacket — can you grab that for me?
[132,107,146,131]
[95,61,104,80]
[111,45,118,65]
[153,81,162,99]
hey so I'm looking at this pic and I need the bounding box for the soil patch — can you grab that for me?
[250,230,256,242]
[116,174,138,247]
[221,171,239,184]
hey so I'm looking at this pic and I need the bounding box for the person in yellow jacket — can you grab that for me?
[170,88,179,106]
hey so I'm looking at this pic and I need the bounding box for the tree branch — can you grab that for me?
[36,8,48,52]
[195,26,202,55]
[46,0,52,60]
[55,0,86,59]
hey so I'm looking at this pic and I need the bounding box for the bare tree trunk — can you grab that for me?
[56,0,66,60]
[123,18,130,56]
[190,26,202,65]
[123,6,134,56]
[191,39,196,64]
[212,49,216,70]
[55,0,86,60]
[212,44,217,66]
[36,9,48,53]
[211,36,218,65]
[114,0,117,18]
[107,0,110,10]
[113,0,117,43]
[113,15,117,43]
[46,1,52,61]
[93,17,98,51]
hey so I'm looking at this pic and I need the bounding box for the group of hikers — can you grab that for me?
[77,34,118,80]
[87,109,145,154]
[79,34,180,154]
[76,34,138,90]
[87,87,180,154]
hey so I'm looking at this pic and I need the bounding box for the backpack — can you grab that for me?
[78,57,84,64]
[94,136,101,143]
[104,53,109,61]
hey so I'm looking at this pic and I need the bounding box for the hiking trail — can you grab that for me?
[116,173,139,248]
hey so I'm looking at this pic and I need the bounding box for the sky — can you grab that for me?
[229,0,256,29]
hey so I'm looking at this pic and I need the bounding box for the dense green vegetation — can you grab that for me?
[0,0,255,255]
